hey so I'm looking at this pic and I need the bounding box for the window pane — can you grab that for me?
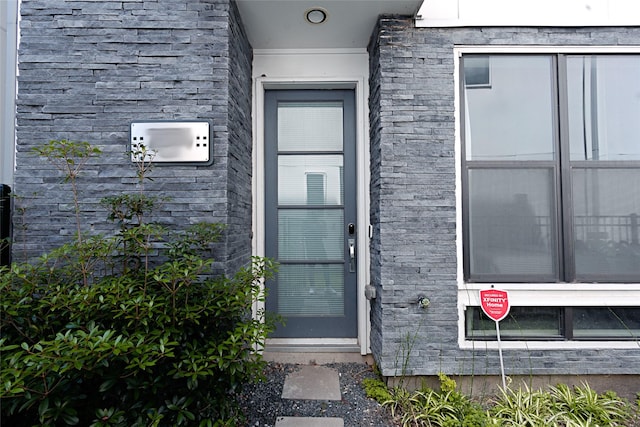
[278,155,343,205]
[278,210,343,261]
[568,56,640,160]
[278,102,343,151]
[277,264,344,317]
[468,168,557,279]
[464,55,555,160]
[573,168,640,278]
[464,56,491,87]
[573,307,640,339]
[466,307,563,339]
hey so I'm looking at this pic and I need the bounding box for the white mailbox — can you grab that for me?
[130,121,212,165]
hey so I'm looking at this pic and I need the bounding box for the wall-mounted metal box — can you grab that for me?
[130,120,212,165]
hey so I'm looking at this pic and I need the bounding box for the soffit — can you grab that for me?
[235,0,423,50]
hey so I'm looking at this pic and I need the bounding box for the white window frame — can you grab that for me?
[454,46,640,350]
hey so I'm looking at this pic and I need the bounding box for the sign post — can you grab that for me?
[479,288,510,389]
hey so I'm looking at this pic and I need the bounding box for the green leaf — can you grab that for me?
[63,413,80,425]
[98,379,117,393]
[38,398,49,417]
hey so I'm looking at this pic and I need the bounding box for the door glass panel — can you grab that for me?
[278,210,344,261]
[278,102,343,152]
[568,56,640,161]
[277,264,344,317]
[464,55,555,160]
[572,168,640,278]
[278,155,343,205]
[468,168,557,278]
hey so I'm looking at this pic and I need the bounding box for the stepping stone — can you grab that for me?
[281,365,341,401]
[275,416,344,427]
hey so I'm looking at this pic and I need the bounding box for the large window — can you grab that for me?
[462,54,640,283]
[466,306,640,340]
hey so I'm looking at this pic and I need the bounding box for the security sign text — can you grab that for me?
[479,289,510,322]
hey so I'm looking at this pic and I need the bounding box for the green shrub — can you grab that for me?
[367,373,635,427]
[1,140,277,426]
[549,383,630,426]
[372,373,491,427]
[363,377,393,403]
[491,383,631,427]
[1,235,276,426]
[491,384,554,426]
[406,377,491,427]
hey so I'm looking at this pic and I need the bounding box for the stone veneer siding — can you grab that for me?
[14,0,253,274]
[368,17,640,377]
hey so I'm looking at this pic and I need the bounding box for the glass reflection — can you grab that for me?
[278,155,343,206]
[464,55,555,160]
[468,168,557,278]
[466,307,562,339]
[573,169,640,278]
[568,56,640,161]
[574,307,640,338]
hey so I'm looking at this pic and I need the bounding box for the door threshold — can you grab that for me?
[266,343,361,353]
[266,338,359,352]
[264,338,369,364]
[263,348,373,365]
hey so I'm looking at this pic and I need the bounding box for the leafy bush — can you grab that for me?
[548,384,631,426]
[491,383,554,426]
[365,373,491,427]
[367,373,635,427]
[1,251,275,426]
[490,382,631,427]
[363,377,393,403]
[401,374,491,427]
[1,140,277,426]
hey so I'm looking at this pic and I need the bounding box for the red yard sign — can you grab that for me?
[479,289,510,322]
[480,288,511,389]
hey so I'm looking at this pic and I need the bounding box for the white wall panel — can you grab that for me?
[417,0,640,27]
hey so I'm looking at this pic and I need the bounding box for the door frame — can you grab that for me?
[251,49,371,354]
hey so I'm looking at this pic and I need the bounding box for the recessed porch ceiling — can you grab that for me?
[235,0,424,50]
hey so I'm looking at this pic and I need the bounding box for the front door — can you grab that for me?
[265,89,357,338]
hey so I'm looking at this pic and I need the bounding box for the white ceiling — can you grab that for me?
[235,0,424,50]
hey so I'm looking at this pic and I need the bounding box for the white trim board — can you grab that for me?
[417,0,640,27]
[1,0,18,186]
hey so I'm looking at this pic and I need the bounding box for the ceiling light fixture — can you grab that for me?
[305,7,328,25]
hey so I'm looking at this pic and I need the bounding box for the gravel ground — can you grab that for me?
[237,362,397,427]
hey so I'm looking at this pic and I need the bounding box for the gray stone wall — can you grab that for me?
[224,0,253,273]
[14,0,253,274]
[368,18,640,377]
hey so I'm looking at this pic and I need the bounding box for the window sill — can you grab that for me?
[459,339,640,351]
[458,283,640,307]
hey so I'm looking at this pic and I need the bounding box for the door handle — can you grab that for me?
[348,238,356,273]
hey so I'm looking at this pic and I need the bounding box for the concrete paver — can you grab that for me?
[278,365,344,426]
[281,365,342,401]
[275,416,344,427]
